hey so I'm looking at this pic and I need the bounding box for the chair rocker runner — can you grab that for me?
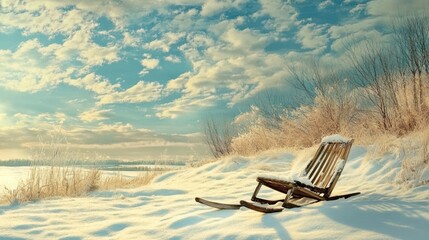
[196,135,361,213]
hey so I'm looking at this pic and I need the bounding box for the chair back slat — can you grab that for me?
[310,143,337,183]
[303,139,353,193]
[325,140,353,197]
[304,143,326,174]
[312,143,339,185]
[307,143,332,180]
[313,143,338,185]
[319,143,347,187]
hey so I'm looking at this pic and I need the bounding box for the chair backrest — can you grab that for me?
[303,136,354,197]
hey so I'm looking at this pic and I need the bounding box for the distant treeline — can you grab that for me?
[0,159,32,166]
[0,159,187,167]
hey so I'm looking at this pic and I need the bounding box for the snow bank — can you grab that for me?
[321,134,351,143]
[1,145,428,239]
[258,172,315,187]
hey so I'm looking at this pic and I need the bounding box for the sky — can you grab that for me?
[0,0,427,162]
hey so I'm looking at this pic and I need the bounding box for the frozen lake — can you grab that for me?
[0,164,183,190]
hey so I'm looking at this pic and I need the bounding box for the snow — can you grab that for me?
[335,159,346,172]
[258,172,315,187]
[1,145,429,239]
[321,134,351,143]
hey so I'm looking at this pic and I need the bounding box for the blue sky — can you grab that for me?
[0,0,427,161]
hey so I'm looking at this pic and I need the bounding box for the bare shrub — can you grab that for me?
[204,14,429,159]
[203,118,234,158]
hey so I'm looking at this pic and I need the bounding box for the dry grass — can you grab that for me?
[397,131,429,186]
[0,127,161,205]
[100,171,159,190]
[1,166,159,205]
[231,126,284,156]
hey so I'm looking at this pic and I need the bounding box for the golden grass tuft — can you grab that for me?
[1,166,159,205]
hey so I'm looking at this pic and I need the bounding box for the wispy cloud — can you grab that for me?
[145,32,185,52]
[318,0,334,10]
[79,108,112,122]
[255,0,299,32]
[155,94,217,119]
[296,23,329,49]
[165,55,181,63]
[97,81,164,105]
[200,0,246,17]
[65,73,119,95]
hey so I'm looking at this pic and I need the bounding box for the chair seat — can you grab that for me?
[257,176,326,200]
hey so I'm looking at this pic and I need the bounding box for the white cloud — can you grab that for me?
[165,55,181,63]
[296,23,329,49]
[318,0,334,10]
[168,8,207,32]
[79,108,112,122]
[60,27,120,66]
[221,27,268,52]
[367,0,429,17]
[0,7,88,36]
[140,54,161,75]
[0,121,208,161]
[233,105,260,125]
[13,112,67,127]
[145,32,185,52]
[169,25,290,109]
[155,94,217,119]
[123,31,140,47]
[167,72,192,91]
[255,0,298,32]
[140,55,160,76]
[0,39,74,92]
[65,73,119,95]
[350,3,367,14]
[97,81,164,105]
[200,0,246,17]
[141,58,160,70]
[327,17,385,56]
[0,12,120,93]
[328,18,381,40]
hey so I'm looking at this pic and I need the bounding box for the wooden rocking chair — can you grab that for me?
[196,135,360,213]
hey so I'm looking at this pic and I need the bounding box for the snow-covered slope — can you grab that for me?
[1,145,428,239]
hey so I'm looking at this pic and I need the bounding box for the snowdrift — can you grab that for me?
[1,144,428,239]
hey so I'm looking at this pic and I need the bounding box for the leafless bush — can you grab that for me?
[271,61,360,147]
[205,14,429,157]
[344,14,429,134]
[203,118,234,158]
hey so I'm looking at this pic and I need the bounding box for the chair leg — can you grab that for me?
[282,187,295,208]
[251,182,262,201]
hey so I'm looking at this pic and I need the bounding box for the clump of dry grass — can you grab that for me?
[231,125,283,156]
[1,167,159,205]
[0,127,160,205]
[397,132,429,186]
[100,171,159,190]
[2,167,99,204]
